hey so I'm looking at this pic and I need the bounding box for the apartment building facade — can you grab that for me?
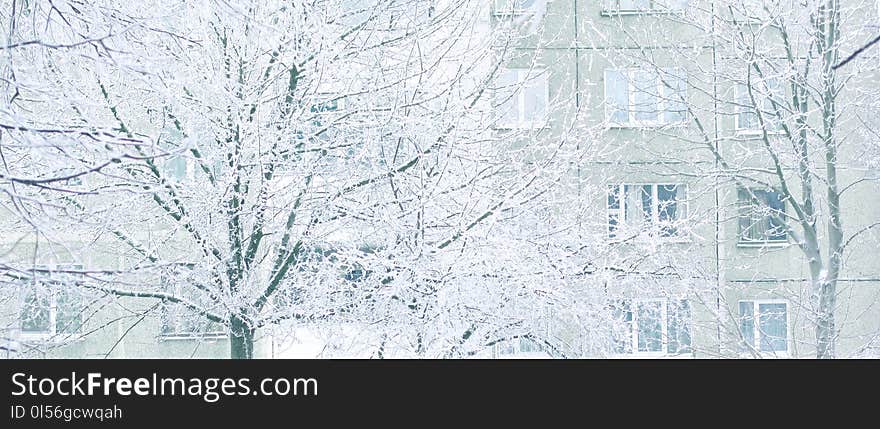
[488,0,880,358]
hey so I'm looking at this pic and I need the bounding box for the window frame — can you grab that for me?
[738,299,790,357]
[606,183,690,241]
[611,298,693,358]
[604,68,688,128]
[601,0,688,16]
[19,264,85,342]
[733,78,786,135]
[736,187,789,247]
[493,68,550,130]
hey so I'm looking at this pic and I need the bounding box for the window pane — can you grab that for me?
[739,301,755,350]
[611,300,633,354]
[758,303,788,352]
[605,70,629,123]
[667,300,691,354]
[523,75,547,125]
[608,185,621,210]
[640,185,654,223]
[765,190,787,240]
[637,301,663,352]
[622,185,647,228]
[736,84,758,129]
[657,184,681,236]
[495,69,519,127]
[663,68,687,123]
[608,185,621,237]
[763,77,785,130]
[739,188,786,242]
[55,289,83,334]
[21,289,51,333]
[632,70,659,121]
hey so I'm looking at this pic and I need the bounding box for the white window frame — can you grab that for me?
[606,183,689,241]
[601,0,688,16]
[604,68,688,128]
[612,298,692,358]
[734,78,786,135]
[738,299,790,357]
[736,187,789,247]
[494,68,549,130]
[19,264,85,342]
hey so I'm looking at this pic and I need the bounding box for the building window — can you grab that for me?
[738,188,787,244]
[605,68,687,127]
[494,68,548,129]
[602,0,688,15]
[735,77,784,133]
[611,299,692,356]
[739,300,788,355]
[159,267,226,340]
[607,184,688,239]
[19,264,84,340]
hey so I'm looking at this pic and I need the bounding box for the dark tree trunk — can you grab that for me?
[229,315,255,359]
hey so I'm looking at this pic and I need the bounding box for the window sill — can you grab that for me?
[613,353,694,359]
[736,241,790,248]
[158,333,228,342]
[734,129,785,137]
[493,123,551,131]
[600,10,680,17]
[607,122,688,129]
[607,235,692,245]
[491,10,535,17]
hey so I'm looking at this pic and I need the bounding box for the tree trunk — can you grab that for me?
[229,315,255,359]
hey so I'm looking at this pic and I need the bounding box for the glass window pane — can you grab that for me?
[764,77,785,130]
[605,70,629,123]
[765,190,787,240]
[640,185,654,223]
[523,75,547,124]
[632,70,659,121]
[611,300,633,354]
[657,184,681,236]
[55,289,83,334]
[758,303,788,352]
[637,301,663,352]
[736,84,757,129]
[667,300,691,354]
[495,70,519,127]
[21,289,51,333]
[739,301,755,350]
[663,68,687,123]
[623,185,648,228]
